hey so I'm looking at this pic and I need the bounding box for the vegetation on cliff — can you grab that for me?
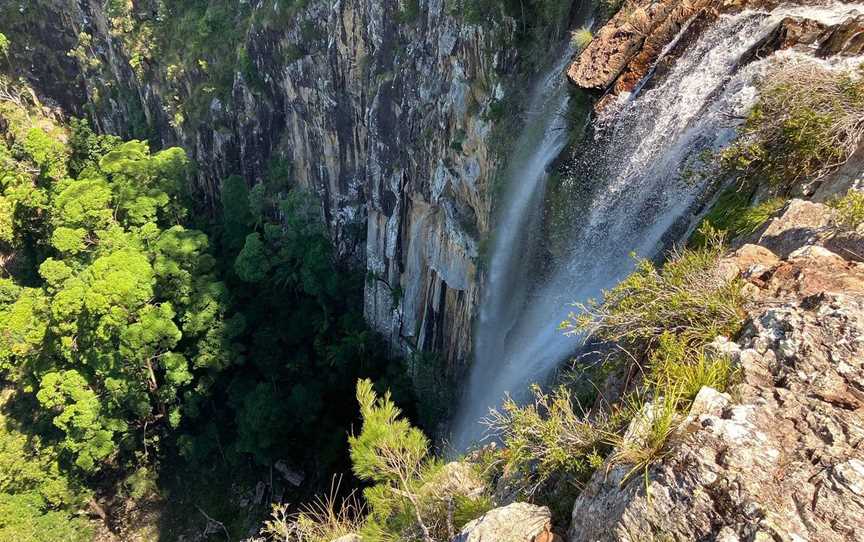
[0,80,415,538]
[721,60,864,192]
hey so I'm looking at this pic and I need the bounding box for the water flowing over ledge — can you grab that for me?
[451,1,864,452]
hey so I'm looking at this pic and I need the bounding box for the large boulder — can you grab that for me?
[453,502,561,542]
[747,199,835,258]
[568,0,717,92]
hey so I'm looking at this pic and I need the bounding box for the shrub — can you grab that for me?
[691,186,785,246]
[349,379,434,541]
[485,384,607,495]
[554,231,747,488]
[561,228,745,353]
[721,59,864,191]
[829,188,864,229]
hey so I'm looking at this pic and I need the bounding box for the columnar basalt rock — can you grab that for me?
[4,0,529,369]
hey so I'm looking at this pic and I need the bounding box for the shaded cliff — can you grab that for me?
[0,0,579,371]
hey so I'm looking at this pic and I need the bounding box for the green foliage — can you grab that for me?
[37,371,128,472]
[486,384,607,495]
[397,0,422,24]
[648,333,738,405]
[0,33,9,57]
[0,492,92,542]
[234,232,271,282]
[0,99,242,537]
[0,390,93,540]
[68,118,122,175]
[451,493,494,529]
[720,60,864,191]
[548,231,748,492]
[455,0,571,39]
[829,188,864,229]
[605,390,681,486]
[562,229,745,353]
[350,379,429,486]
[690,185,785,247]
[342,380,492,541]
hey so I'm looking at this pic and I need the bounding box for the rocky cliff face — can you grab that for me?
[568,201,864,541]
[3,0,547,368]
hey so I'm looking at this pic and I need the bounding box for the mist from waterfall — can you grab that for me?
[451,3,864,452]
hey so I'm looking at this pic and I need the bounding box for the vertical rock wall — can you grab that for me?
[3,0,536,369]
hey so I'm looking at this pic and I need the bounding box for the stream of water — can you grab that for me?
[451,3,864,452]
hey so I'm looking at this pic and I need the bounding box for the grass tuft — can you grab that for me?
[690,186,785,247]
[262,478,365,542]
[829,188,864,229]
[604,391,681,486]
[571,26,593,50]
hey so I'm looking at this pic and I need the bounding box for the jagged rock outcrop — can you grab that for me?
[569,0,864,111]
[568,0,717,92]
[453,502,561,542]
[569,200,864,541]
[744,198,864,264]
[1,0,540,368]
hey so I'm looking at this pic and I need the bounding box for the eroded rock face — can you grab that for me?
[569,208,864,542]
[453,502,560,542]
[567,0,717,92]
[5,0,531,368]
[743,198,864,265]
[569,0,864,111]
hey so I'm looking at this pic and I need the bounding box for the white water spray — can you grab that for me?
[451,3,864,451]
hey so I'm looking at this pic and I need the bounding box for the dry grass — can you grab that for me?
[261,478,365,542]
[723,59,864,190]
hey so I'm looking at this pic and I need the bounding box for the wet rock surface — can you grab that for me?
[569,0,864,111]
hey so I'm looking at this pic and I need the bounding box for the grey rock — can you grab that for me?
[569,289,864,542]
[453,502,559,542]
[750,199,835,258]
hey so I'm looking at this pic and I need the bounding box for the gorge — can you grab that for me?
[1,0,864,540]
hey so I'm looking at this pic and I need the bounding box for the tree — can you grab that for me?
[0,101,237,480]
[349,379,433,542]
[234,232,271,282]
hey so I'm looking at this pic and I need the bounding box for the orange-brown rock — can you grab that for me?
[817,14,864,57]
[570,0,864,113]
[567,0,718,92]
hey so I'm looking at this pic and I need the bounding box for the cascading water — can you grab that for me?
[452,2,864,451]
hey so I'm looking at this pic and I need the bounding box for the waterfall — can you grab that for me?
[451,2,864,452]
